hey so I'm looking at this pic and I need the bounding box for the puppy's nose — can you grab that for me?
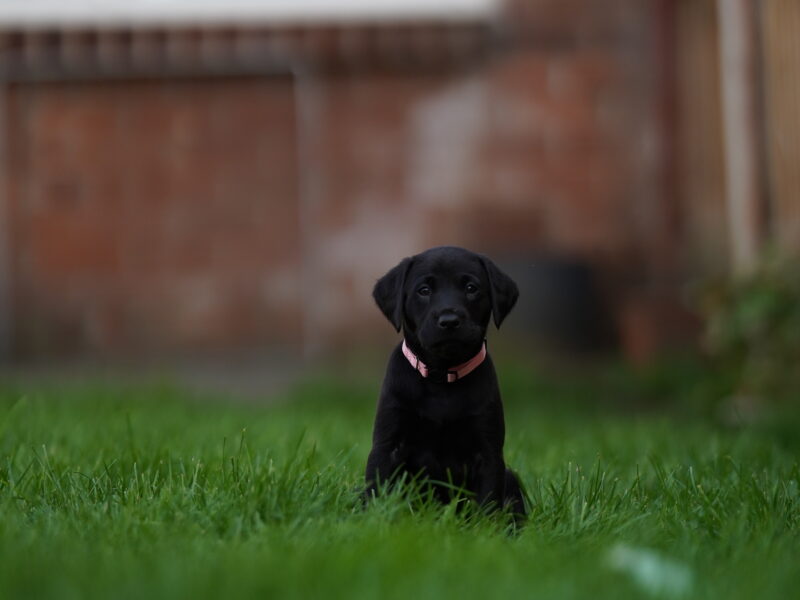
[437,313,461,330]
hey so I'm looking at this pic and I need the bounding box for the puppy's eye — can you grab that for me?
[465,283,479,294]
[417,286,432,297]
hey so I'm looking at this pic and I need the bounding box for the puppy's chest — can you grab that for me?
[403,411,484,459]
[412,383,484,422]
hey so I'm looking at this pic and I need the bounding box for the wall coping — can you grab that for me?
[0,0,500,30]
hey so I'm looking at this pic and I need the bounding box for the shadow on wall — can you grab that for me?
[498,254,617,356]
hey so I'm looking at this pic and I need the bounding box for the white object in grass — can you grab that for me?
[607,543,693,598]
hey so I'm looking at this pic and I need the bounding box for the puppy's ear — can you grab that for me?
[480,256,519,328]
[373,257,413,332]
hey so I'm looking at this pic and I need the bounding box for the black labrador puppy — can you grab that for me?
[365,246,526,519]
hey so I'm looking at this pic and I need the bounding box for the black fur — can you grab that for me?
[366,246,526,520]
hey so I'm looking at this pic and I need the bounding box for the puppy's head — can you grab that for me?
[373,246,518,365]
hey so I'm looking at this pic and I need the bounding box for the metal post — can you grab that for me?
[717,0,765,275]
[0,85,11,362]
[292,65,325,360]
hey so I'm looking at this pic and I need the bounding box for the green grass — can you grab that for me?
[1,364,798,600]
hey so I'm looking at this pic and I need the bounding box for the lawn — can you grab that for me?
[1,361,798,599]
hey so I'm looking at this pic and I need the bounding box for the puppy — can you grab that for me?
[365,246,526,519]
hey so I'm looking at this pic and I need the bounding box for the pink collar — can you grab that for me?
[401,340,487,383]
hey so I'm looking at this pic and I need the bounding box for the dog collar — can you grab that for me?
[401,340,487,383]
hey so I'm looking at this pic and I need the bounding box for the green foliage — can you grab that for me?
[699,255,800,406]
[0,377,798,599]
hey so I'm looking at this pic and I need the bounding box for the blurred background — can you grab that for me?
[0,0,798,401]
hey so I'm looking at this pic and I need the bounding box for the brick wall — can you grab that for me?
[1,1,694,360]
[7,77,304,358]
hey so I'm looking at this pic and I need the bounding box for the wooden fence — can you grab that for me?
[676,0,800,273]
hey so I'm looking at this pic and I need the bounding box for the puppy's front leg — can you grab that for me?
[473,453,506,510]
[364,443,404,498]
[364,403,407,499]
